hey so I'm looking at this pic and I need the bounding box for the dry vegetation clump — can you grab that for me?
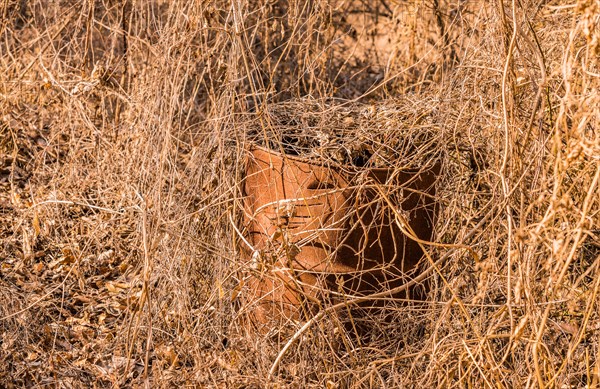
[244,97,441,167]
[0,0,598,387]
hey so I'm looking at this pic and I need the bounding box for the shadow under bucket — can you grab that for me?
[241,144,440,328]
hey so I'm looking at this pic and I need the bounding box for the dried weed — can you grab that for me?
[0,0,598,387]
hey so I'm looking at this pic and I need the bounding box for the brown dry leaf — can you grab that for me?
[73,294,93,304]
[32,212,41,238]
[228,350,238,366]
[26,351,38,362]
[97,249,114,262]
[21,226,33,259]
[71,325,95,341]
[109,300,127,311]
[49,248,77,269]
[32,262,44,274]
[230,280,244,301]
[105,281,129,294]
[61,247,76,264]
[117,261,129,273]
[105,282,119,294]
[156,344,179,367]
[216,355,237,372]
[216,279,224,299]
[326,380,339,389]
[554,321,580,336]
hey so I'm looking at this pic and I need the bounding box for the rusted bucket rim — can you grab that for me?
[247,143,437,175]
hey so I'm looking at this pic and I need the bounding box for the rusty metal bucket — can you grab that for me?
[241,144,439,327]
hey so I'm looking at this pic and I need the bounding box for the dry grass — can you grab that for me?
[0,0,599,387]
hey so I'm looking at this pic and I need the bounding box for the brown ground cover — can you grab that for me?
[0,1,599,387]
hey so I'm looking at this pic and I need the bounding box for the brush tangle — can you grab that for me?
[0,0,598,387]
